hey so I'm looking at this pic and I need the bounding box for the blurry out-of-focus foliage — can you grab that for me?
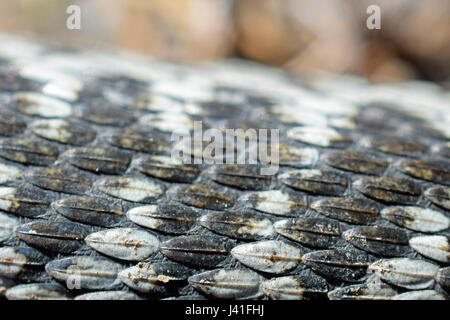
[0,0,449,82]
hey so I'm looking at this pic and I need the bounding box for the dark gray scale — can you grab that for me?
[310,197,380,225]
[274,217,342,248]
[0,138,59,166]
[15,220,90,254]
[353,119,396,135]
[135,155,200,183]
[26,167,93,195]
[31,119,96,146]
[77,104,136,127]
[0,111,27,137]
[198,101,243,118]
[200,209,275,240]
[85,75,148,107]
[354,177,421,204]
[108,129,171,154]
[0,185,54,218]
[45,256,122,290]
[52,196,124,227]
[363,136,428,157]
[65,147,131,174]
[0,70,37,91]
[210,164,272,190]
[168,184,235,210]
[342,226,410,257]
[126,202,200,234]
[397,159,450,185]
[301,249,372,282]
[0,277,16,298]
[352,105,401,134]
[279,169,348,196]
[160,235,233,268]
[322,151,388,176]
[399,117,450,141]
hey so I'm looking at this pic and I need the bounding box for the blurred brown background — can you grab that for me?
[0,0,449,82]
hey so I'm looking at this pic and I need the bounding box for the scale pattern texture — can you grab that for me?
[0,35,449,300]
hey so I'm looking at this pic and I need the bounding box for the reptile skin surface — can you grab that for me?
[0,34,449,300]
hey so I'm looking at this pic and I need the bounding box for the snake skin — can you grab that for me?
[0,34,449,300]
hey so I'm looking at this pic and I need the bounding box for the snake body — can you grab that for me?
[0,34,449,300]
